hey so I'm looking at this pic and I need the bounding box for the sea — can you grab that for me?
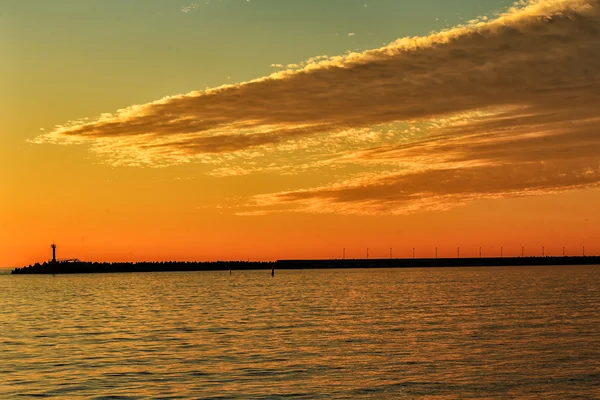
[1,266,598,399]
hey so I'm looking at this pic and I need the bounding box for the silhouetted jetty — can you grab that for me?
[11,256,600,275]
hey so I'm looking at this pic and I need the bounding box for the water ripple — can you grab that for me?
[1,266,599,398]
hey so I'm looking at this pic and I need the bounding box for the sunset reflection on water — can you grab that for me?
[1,266,598,398]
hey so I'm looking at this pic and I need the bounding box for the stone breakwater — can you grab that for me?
[11,256,600,274]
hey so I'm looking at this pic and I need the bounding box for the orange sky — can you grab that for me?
[2,0,599,267]
[3,178,598,266]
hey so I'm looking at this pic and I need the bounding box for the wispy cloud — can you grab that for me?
[181,3,199,13]
[246,115,600,215]
[33,0,600,213]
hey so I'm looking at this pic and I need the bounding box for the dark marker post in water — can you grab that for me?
[271,266,274,277]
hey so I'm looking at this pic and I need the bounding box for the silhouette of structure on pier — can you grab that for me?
[45,243,80,264]
[51,243,56,263]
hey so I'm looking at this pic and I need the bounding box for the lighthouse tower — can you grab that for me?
[51,243,57,263]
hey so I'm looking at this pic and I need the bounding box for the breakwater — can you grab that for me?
[11,256,600,274]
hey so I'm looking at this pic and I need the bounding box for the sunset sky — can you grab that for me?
[2,0,599,267]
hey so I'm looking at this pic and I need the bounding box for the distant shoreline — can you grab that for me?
[10,256,600,274]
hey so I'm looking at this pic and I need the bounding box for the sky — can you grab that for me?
[2,0,599,267]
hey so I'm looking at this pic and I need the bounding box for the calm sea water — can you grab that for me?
[1,266,599,399]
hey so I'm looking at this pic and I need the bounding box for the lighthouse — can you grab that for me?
[51,243,57,263]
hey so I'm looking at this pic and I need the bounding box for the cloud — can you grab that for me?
[245,111,600,215]
[181,3,199,13]
[32,0,600,213]
[241,101,600,214]
[245,161,600,215]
